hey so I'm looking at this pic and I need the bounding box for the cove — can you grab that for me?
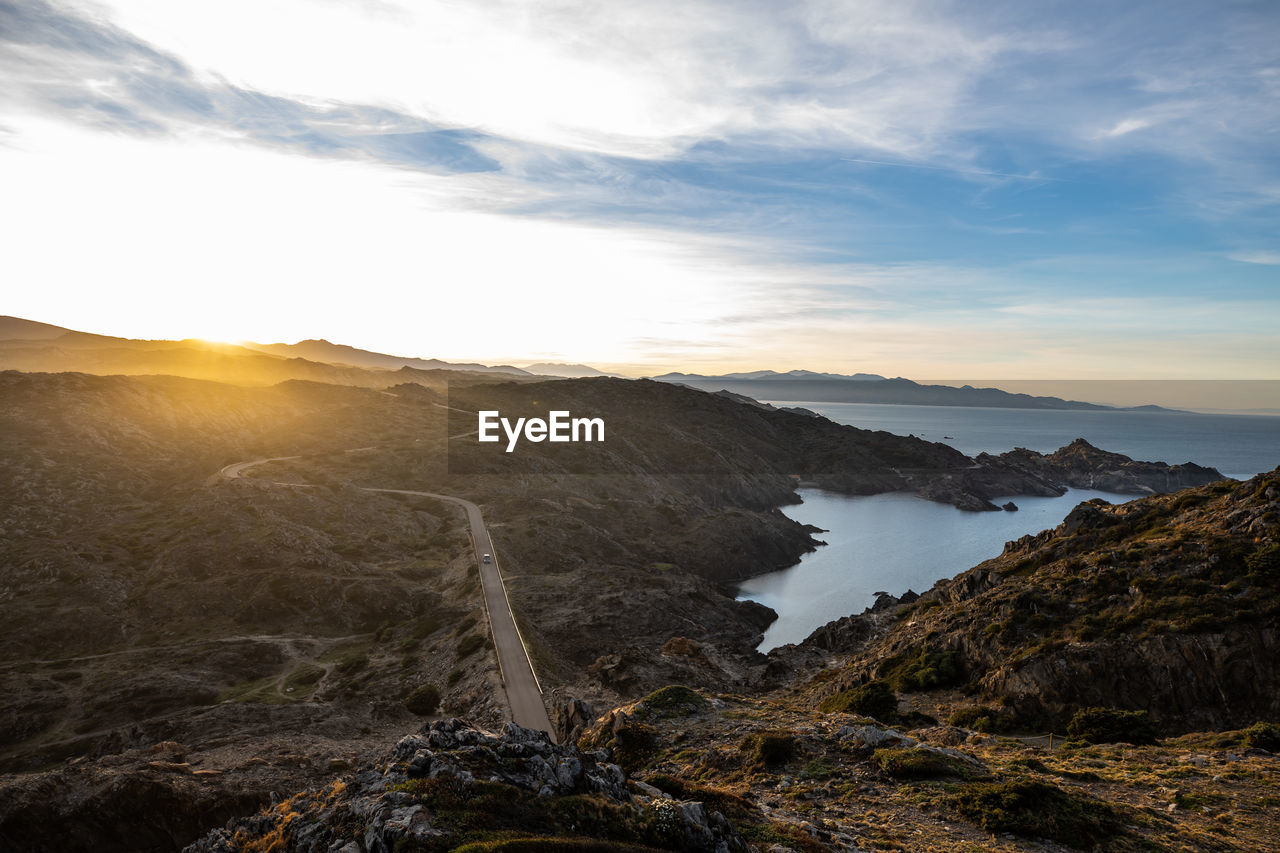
[738,486,1131,651]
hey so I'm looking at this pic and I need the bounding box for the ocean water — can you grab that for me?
[738,404,1279,651]
[767,402,1280,480]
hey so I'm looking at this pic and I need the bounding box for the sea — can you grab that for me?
[737,403,1280,651]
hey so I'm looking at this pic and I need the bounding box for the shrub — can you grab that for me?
[948,706,1012,733]
[873,747,979,780]
[949,780,1124,848]
[607,722,658,772]
[739,731,795,767]
[637,685,706,717]
[332,652,368,677]
[1246,544,1280,578]
[1067,707,1158,745]
[412,615,442,639]
[884,646,964,692]
[404,683,440,716]
[1242,721,1280,752]
[447,668,464,686]
[818,680,898,720]
[456,634,484,659]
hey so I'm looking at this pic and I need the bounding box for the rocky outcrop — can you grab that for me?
[907,438,1228,512]
[982,438,1228,496]
[186,719,747,853]
[814,471,1280,732]
[986,628,1280,732]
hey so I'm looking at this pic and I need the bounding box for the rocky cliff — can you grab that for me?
[806,470,1280,733]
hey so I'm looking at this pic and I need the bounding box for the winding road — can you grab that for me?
[218,455,555,740]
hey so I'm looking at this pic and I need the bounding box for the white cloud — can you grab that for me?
[1100,117,1153,138]
[66,0,1025,159]
[1227,250,1280,265]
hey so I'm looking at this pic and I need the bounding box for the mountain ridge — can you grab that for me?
[655,373,1184,412]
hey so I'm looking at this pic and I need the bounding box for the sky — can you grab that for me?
[1,0,1278,378]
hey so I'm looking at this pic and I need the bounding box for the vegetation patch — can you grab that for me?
[738,731,795,768]
[882,645,964,692]
[641,775,823,853]
[283,663,325,693]
[1067,707,1158,745]
[636,685,706,718]
[404,683,441,716]
[582,722,658,773]
[452,840,665,852]
[1242,721,1280,752]
[949,779,1127,849]
[873,747,983,780]
[457,634,485,659]
[1247,543,1280,579]
[385,777,695,851]
[818,680,898,720]
[947,705,1016,734]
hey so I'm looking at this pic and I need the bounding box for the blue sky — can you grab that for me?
[1,0,1277,377]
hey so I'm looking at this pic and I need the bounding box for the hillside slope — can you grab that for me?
[805,470,1280,733]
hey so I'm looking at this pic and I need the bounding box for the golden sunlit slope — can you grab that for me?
[0,316,534,389]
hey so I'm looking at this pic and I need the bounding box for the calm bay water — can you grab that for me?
[738,404,1280,651]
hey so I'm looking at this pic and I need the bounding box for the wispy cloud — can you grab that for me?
[1228,251,1280,266]
[2,0,1278,378]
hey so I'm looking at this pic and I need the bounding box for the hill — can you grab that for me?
[523,362,616,377]
[244,338,529,375]
[0,317,535,389]
[0,367,1262,852]
[798,470,1280,733]
[654,373,1175,411]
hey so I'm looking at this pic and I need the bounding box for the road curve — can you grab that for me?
[217,457,555,740]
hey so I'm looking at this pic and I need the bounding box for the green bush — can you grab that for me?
[457,634,485,659]
[1066,707,1158,745]
[739,731,795,767]
[447,668,464,686]
[1242,721,1280,752]
[818,680,898,720]
[884,646,964,692]
[332,652,369,677]
[606,722,658,772]
[949,779,1124,848]
[947,706,1012,733]
[404,683,441,716]
[637,685,706,717]
[1246,544,1280,578]
[873,747,980,780]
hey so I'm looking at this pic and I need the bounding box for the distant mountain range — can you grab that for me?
[0,316,1185,412]
[522,362,618,378]
[654,371,1178,412]
[0,316,535,389]
[658,369,886,381]
[244,338,529,375]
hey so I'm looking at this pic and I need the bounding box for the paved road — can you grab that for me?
[218,457,555,739]
[366,488,553,737]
